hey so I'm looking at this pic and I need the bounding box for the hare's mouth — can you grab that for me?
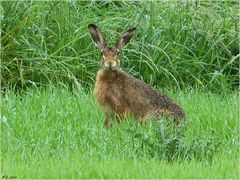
[103,65,117,71]
[103,61,118,71]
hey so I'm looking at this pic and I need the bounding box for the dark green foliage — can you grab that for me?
[1,1,239,92]
[127,120,228,162]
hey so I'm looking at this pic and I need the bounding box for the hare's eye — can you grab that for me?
[100,49,104,55]
[116,49,120,55]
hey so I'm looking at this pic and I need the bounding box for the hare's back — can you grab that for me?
[123,73,169,104]
[124,72,182,113]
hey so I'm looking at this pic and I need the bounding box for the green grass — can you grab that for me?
[1,1,239,92]
[1,87,239,178]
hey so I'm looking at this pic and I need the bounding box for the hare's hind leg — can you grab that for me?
[132,111,148,125]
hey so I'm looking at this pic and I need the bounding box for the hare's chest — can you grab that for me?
[94,70,127,109]
[94,81,123,106]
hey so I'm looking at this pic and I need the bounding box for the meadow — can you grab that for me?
[1,0,240,179]
[1,87,239,178]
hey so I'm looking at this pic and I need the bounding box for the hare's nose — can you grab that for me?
[107,62,112,66]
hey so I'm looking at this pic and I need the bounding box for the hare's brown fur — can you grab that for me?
[89,24,185,127]
[94,69,184,126]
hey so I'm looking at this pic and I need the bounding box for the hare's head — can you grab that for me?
[88,24,136,71]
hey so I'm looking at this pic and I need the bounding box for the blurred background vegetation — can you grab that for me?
[1,1,239,92]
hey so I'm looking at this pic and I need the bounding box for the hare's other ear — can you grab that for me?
[88,24,107,50]
[115,28,136,51]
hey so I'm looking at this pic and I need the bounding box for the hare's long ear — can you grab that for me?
[88,24,107,50]
[115,28,136,51]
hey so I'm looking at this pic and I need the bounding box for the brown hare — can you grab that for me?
[88,24,185,127]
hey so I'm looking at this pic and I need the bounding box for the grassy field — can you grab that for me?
[1,87,239,178]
